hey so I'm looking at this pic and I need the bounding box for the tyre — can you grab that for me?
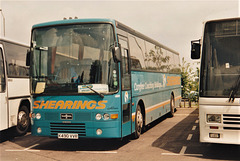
[134,105,143,139]
[16,105,30,136]
[168,95,175,118]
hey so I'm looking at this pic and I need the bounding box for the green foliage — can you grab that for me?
[181,57,199,101]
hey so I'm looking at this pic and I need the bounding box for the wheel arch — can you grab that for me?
[19,98,31,112]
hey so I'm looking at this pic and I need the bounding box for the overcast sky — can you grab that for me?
[0,0,239,64]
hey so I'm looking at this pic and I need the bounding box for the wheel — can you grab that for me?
[168,95,175,118]
[16,105,30,136]
[134,105,143,139]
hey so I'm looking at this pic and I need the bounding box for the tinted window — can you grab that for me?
[31,23,117,94]
[166,51,173,72]
[200,20,240,97]
[145,42,171,71]
[5,42,29,77]
[127,33,180,73]
[0,48,6,92]
[129,36,146,70]
[160,48,169,72]
[145,41,157,70]
[171,53,181,73]
[121,48,130,90]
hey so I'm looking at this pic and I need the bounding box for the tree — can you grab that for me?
[181,57,193,98]
[181,57,199,102]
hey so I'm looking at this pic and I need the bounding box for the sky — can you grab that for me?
[0,0,239,65]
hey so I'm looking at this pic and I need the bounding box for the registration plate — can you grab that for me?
[58,133,78,139]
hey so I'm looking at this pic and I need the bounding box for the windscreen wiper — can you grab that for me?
[81,82,104,99]
[228,74,240,103]
[78,71,104,98]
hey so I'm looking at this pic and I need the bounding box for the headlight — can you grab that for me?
[103,113,110,120]
[95,113,102,120]
[207,114,221,123]
[36,113,41,120]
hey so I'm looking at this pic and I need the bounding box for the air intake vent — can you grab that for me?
[50,123,86,137]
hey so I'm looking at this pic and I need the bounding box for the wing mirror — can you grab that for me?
[112,43,121,62]
[191,40,201,59]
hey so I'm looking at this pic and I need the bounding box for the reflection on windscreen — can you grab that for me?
[31,23,118,94]
[201,19,240,97]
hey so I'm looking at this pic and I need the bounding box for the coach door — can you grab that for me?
[119,36,132,137]
[0,45,8,130]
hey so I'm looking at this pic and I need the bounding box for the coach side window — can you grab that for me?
[128,36,146,70]
[5,42,29,77]
[0,48,6,92]
[145,41,158,70]
[161,48,169,72]
[121,47,131,90]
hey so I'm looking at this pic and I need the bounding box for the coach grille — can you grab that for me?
[223,114,240,130]
[50,123,86,137]
[45,112,59,120]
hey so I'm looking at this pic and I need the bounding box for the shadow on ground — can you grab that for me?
[8,133,131,151]
[152,109,240,161]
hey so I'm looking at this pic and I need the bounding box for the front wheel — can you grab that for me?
[134,105,143,139]
[16,105,30,136]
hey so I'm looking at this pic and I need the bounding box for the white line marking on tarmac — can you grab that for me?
[162,146,203,157]
[180,146,187,154]
[5,144,40,152]
[24,144,39,150]
[187,134,193,140]
[161,153,180,156]
[161,153,203,157]
[192,126,197,130]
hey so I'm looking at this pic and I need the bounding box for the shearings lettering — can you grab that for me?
[33,100,108,110]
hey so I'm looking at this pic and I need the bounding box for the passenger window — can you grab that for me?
[129,36,146,70]
[0,48,6,92]
[5,42,29,77]
[121,48,130,90]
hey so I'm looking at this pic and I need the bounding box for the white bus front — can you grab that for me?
[192,18,240,144]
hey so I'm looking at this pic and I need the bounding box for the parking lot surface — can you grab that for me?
[1,107,240,161]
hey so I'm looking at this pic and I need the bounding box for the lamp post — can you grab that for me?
[0,9,5,37]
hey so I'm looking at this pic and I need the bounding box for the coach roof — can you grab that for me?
[32,18,179,55]
[32,18,116,29]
